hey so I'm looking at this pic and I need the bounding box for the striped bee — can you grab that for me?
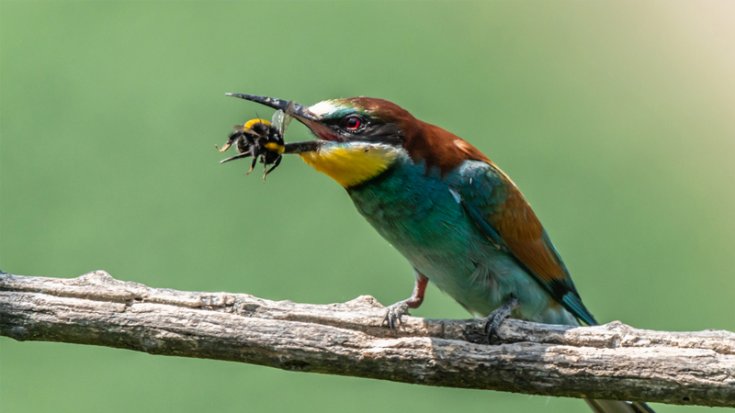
[218,108,291,177]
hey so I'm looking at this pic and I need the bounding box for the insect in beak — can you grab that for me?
[218,113,287,178]
[219,94,324,178]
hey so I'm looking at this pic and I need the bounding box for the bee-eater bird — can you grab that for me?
[226,93,654,413]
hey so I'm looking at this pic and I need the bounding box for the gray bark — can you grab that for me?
[1,271,733,407]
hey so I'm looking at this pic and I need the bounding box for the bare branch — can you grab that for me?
[1,271,733,407]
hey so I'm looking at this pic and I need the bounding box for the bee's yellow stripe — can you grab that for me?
[264,142,285,154]
[243,118,271,129]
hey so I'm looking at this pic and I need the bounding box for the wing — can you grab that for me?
[456,162,597,325]
[271,108,293,136]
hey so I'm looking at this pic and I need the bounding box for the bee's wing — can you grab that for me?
[281,101,294,134]
[271,109,285,134]
[271,102,294,136]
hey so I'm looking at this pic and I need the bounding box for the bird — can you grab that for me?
[225,93,654,413]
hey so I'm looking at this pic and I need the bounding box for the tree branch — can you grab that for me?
[1,271,733,407]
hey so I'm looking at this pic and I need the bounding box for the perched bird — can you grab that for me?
[226,93,653,413]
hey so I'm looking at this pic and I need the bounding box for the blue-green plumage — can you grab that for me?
[349,154,579,325]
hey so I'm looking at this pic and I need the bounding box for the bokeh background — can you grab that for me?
[1,1,733,412]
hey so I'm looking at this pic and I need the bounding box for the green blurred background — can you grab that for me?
[1,1,733,412]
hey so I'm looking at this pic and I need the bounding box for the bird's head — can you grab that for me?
[227,93,489,188]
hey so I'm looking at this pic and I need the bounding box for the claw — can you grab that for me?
[484,296,519,344]
[382,301,410,331]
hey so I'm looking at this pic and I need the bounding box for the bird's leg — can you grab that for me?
[383,271,428,330]
[484,295,519,344]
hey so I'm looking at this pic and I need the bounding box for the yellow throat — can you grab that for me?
[300,143,401,188]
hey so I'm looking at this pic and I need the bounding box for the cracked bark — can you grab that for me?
[0,271,733,407]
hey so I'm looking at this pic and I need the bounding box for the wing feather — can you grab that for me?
[458,162,597,325]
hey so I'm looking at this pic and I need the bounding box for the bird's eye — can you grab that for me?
[340,115,364,132]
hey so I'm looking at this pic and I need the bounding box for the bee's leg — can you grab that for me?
[270,155,283,173]
[219,151,252,164]
[263,155,282,179]
[218,130,245,153]
[247,152,259,175]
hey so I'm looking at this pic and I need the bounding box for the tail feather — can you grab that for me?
[586,399,655,413]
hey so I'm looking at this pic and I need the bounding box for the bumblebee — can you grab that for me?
[218,109,291,177]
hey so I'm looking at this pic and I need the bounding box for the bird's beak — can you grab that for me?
[226,93,340,146]
[225,93,319,122]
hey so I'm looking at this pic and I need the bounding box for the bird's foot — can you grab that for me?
[483,296,519,344]
[382,301,410,331]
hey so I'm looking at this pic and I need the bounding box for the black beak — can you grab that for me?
[225,93,320,122]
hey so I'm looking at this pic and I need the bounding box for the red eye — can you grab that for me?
[341,115,364,132]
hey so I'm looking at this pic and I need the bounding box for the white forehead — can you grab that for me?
[308,100,341,117]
